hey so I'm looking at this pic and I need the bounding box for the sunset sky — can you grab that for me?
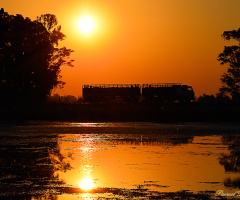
[2,0,240,97]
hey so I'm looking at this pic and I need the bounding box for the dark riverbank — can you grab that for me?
[0,102,239,122]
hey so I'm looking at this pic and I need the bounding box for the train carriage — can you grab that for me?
[83,83,195,103]
[82,84,141,102]
[142,83,195,102]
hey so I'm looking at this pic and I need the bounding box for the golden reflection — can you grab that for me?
[80,178,94,190]
[81,193,95,200]
[76,135,95,192]
[57,133,237,193]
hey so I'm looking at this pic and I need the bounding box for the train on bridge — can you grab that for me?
[82,83,195,103]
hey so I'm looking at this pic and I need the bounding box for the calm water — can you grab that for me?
[1,121,240,199]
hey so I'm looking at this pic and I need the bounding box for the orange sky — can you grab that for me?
[2,0,240,97]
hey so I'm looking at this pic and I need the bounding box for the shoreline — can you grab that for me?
[0,102,239,122]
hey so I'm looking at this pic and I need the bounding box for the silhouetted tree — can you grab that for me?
[197,94,216,103]
[197,93,231,103]
[215,92,231,102]
[218,28,240,100]
[46,94,78,104]
[0,9,74,106]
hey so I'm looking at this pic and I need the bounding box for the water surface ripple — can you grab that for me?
[0,122,240,199]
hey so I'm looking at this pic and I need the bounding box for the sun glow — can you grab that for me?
[80,178,94,190]
[78,17,95,34]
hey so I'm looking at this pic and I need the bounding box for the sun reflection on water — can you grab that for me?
[57,124,240,194]
[79,178,94,190]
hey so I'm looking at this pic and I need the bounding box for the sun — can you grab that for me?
[79,178,94,190]
[78,17,95,34]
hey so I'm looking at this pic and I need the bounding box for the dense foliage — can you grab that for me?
[218,28,240,100]
[0,8,73,105]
